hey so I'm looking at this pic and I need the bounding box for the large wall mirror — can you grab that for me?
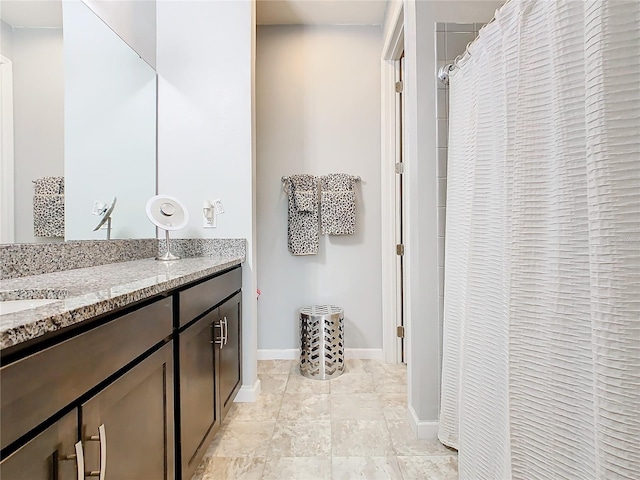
[0,0,156,244]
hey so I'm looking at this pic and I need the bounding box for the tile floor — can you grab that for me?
[192,360,458,480]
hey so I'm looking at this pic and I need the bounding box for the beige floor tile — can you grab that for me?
[330,372,374,394]
[279,393,331,421]
[344,359,369,373]
[190,460,208,480]
[396,455,458,480]
[331,393,384,420]
[332,456,403,480]
[268,420,332,457]
[387,421,455,456]
[290,361,302,374]
[230,394,282,421]
[258,360,296,374]
[286,372,331,394]
[206,420,275,457]
[261,457,332,480]
[364,361,407,376]
[332,420,394,456]
[198,457,266,480]
[258,373,289,395]
[378,393,409,421]
[372,370,407,394]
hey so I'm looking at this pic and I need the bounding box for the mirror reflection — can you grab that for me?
[0,0,156,244]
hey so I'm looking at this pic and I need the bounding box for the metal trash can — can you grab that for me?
[299,305,345,380]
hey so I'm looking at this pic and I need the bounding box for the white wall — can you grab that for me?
[383,0,502,434]
[63,0,156,241]
[10,26,64,243]
[156,0,258,397]
[256,25,382,352]
[83,0,156,68]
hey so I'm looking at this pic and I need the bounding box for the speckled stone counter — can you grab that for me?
[0,253,244,350]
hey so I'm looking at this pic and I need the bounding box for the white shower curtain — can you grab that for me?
[439,1,640,479]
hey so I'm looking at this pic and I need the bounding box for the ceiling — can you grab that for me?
[257,0,387,25]
[0,0,387,29]
[0,0,62,28]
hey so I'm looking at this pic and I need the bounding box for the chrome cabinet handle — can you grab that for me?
[223,316,228,346]
[75,441,86,480]
[59,440,86,480]
[214,319,224,347]
[86,424,106,480]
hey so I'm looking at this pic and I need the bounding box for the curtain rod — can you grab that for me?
[437,0,511,85]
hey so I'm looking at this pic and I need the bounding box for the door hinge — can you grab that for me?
[395,81,403,93]
[395,162,404,174]
[396,244,405,256]
[397,325,405,338]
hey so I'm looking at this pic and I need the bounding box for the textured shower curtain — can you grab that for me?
[439,1,640,479]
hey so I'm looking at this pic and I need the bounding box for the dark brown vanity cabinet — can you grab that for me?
[80,343,174,480]
[0,411,77,480]
[0,264,243,480]
[218,291,242,418]
[177,267,242,480]
[178,309,220,479]
[0,298,174,480]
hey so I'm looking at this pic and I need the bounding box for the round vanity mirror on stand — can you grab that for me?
[146,195,189,261]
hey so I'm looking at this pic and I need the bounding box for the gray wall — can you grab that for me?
[393,0,502,429]
[0,20,12,57]
[256,25,383,352]
[11,27,64,243]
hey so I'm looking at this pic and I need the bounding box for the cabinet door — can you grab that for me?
[81,343,174,480]
[0,411,78,480]
[218,292,242,418]
[179,310,219,480]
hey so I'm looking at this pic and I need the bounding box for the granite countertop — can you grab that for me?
[0,254,245,350]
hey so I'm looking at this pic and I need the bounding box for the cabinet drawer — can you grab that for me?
[178,267,241,327]
[0,297,172,452]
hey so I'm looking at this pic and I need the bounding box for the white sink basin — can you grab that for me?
[0,289,68,315]
[0,298,60,315]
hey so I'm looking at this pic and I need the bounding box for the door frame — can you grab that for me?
[0,55,14,244]
[381,3,405,364]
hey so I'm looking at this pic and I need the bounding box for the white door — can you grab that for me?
[394,53,406,363]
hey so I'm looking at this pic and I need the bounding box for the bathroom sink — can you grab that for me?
[0,299,61,315]
[0,289,68,315]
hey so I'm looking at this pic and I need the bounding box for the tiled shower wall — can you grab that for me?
[435,23,482,363]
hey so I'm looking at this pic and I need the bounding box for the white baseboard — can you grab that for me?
[234,378,261,403]
[345,348,384,360]
[408,404,439,440]
[257,348,384,361]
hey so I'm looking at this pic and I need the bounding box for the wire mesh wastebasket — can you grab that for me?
[299,305,345,380]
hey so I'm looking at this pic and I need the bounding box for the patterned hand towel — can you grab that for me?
[33,194,65,237]
[294,191,316,212]
[285,175,319,255]
[320,174,357,235]
[33,176,64,195]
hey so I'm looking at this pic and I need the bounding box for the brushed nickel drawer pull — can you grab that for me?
[215,319,225,347]
[85,424,106,480]
[58,440,86,480]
